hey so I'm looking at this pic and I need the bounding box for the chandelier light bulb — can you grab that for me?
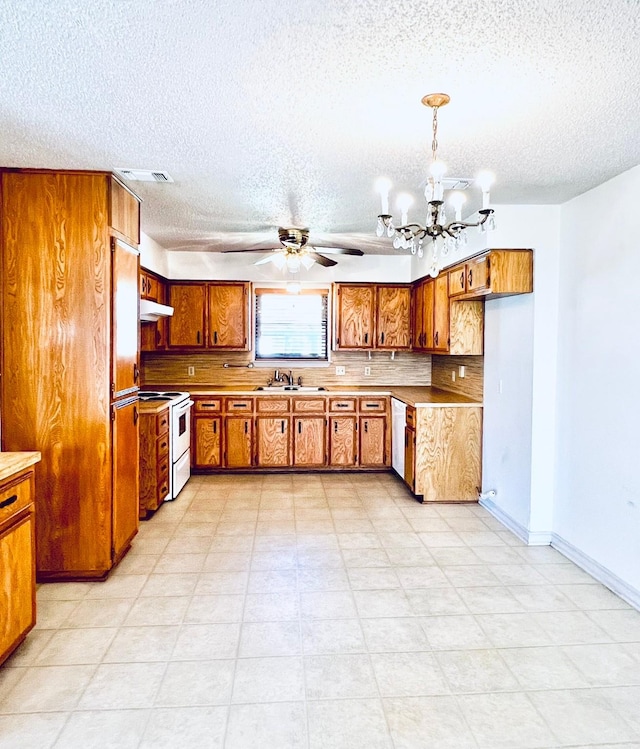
[449,191,466,222]
[396,192,414,225]
[429,159,447,180]
[375,177,392,215]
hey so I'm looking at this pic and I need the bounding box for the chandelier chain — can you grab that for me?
[431,106,439,163]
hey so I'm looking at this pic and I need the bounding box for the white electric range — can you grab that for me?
[139,391,194,500]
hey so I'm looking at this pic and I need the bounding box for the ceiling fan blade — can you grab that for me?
[309,252,337,268]
[309,246,364,256]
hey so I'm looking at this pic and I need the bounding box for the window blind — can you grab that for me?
[255,289,328,360]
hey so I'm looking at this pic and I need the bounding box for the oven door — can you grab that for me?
[172,399,194,461]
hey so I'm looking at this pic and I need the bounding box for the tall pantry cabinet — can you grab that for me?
[0,169,141,580]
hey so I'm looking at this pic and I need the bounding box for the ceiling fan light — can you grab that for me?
[300,255,316,270]
[286,255,301,273]
[272,253,286,269]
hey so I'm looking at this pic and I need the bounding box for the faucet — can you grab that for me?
[287,370,293,385]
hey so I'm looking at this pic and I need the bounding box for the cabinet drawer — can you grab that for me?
[157,433,170,462]
[157,469,170,503]
[328,398,356,413]
[293,397,326,413]
[156,410,170,435]
[406,406,416,428]
[359,397,387,413]
[0,473,32,526]
[195,398,222,413]
[225,398,254,412]
[257,398,290,413]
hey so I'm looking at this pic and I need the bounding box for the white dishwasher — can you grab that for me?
[391,397,407,478]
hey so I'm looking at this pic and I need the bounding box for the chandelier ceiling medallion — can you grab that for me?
[375,93,496,277]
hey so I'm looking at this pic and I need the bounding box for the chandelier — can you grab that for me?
[375,93,496,277]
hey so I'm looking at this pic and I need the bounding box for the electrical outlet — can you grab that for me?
[335,366,346,375]
[188,366,195,376]
[459,365,465,378]
[364,366,371,376]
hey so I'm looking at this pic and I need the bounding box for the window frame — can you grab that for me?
[253,286,331,366]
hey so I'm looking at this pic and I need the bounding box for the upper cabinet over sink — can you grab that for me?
[333,283,411,351]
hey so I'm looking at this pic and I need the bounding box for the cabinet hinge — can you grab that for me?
[111,409,116,422]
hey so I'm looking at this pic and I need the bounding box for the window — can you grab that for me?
[254,288,329,361]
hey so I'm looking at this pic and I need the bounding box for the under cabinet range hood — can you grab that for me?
[140,299,174,322]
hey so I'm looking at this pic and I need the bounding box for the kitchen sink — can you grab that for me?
[255,385,327,392]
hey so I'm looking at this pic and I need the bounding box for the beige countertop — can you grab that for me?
[0,451,41,482]
[149,385,481,407]
[138,400,171,415]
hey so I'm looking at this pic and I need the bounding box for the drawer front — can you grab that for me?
[328,398,356,413]
[257,397,291,414]
[406,407,416,428]
[157,434,170,465]
[156,410,170,435]
[224,398,254,413]
[195,398,222,413]
[156,468,170,504]
[293,397,326,413]
[0,472,32,527]
[359,397,387,413]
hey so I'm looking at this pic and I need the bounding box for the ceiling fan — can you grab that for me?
[222,227,364,271]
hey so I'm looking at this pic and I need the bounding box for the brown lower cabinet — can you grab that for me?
[0,455,40,666]
[191,394,390,471]
[139,406,171,518]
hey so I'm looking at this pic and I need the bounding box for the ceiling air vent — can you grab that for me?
[442,178,473,190]
[115,168,174,183]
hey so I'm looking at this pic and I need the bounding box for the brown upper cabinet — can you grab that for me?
[333,283,411,350]
[110,177,140,246]
[140,269,169,352]
[168,281,250,350]
[412,275,449,353]
[447,249,533,300]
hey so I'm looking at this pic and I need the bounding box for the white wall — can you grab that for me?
[555,165,640,593]
[139,232,169,277]
[167,251,412,284]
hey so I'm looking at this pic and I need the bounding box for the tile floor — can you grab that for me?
[1,472,640,748]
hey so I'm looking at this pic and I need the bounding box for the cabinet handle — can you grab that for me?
[160,440,167,449]
[298,421,302,434]
[244,421,248,434]
[364,421,369,433]
[380,332,385,345]
[364,332,368,344]
[336,403,348,409]
[213,422,217,434]
[334,421,338,433]
[233,403,247,408]
[133,406,139,425]
[281,420,285,433]
[213,331,218,344]
[156,329,161,345]
[468,269,473,287]
[405,432,408,448]
[364,403,378,408]
[0,494,18,510]
[133,363,139,382]
[434,331,439,346]
[201,404,217,409]
[197,331,201,344]
[460,271,464,289]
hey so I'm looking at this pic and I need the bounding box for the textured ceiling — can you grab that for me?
[1,0,639,255]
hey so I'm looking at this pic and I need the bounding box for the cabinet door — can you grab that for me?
[112,398,139,562]
[448,265,467,297]
[467,255,491,293]
[110,178,140,246]
[194,416,222,468]
[0,514,35,665]
[168,284,207,348]
[335,285,374,349]
[359,416,386,467]
[293,417,326,467]
[422,280,435,349]
[329,416,357,466]
[208,283,249,349]
[432,274,449,352]
[376,286,410,349]
[112,239,140,397]
[256,417,290,467]
[404,426,415,491]
[225,416,253,468]
[412,281,425,350]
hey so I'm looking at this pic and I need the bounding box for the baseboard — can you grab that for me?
[551,533,640,611]
[478,497,640,611]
